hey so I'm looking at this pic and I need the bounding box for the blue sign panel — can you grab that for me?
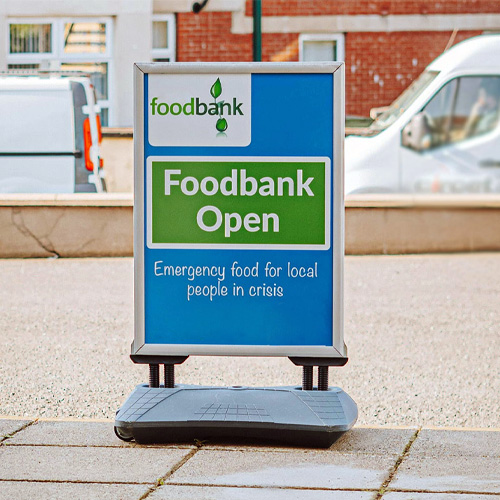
[133,63,345,359]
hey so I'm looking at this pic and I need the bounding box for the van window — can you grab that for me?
[419,79,457,147]
[421,76,500,149]
[460,77,500,138]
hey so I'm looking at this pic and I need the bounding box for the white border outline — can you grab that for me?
[146,155,331,251]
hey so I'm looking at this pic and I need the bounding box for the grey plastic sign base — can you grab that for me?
[115,384,358,448]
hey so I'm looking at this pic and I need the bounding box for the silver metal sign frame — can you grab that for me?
[132,62,345,359]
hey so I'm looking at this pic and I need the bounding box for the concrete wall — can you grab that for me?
[0,194,133,258]
[1,194,499,258]
[345,195,500,254]
[101,130,134,192]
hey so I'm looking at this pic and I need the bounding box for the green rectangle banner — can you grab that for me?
[148,157,330,249]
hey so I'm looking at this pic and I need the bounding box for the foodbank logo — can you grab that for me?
[210,78,227,133]
[150,77,244,134]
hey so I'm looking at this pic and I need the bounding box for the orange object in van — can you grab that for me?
[83,117,94,172]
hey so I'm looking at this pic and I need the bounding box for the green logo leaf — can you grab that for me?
[216,118,228,132]
[210,78,222,99]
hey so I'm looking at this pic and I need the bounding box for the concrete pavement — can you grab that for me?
[1,418,499,499]
[1,254,499,427]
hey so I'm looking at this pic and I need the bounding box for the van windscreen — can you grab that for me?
[369,70,439,134]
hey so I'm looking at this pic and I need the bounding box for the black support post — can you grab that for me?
[149,364,160,388]
[164,364,175,388]
[302,365,313,391]
[318,366,329,391]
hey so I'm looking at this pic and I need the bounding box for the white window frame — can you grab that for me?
[7,17,114,125]
[151,14,176,62]
[299,33,345,62]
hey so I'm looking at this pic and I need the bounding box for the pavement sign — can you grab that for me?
[116,62,357,446]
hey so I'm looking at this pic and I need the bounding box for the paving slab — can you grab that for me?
[0,481,149,500]
[0,419,33,441]
[390,428,500,494]
[0,445,190,484]
[152,485,374,499]
[331,427,416,455]
[203,427,416,456]
[167,449,394,490]
[4,420,191,448]
[410,428,500,457]
[383,493,498,500]
[390,455,500,494]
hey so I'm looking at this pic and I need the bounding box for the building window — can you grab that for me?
[299,34,345,62]
[152,14,176,62]
[7,18,113,125]
[7,63,40,70]
[63,22,107,54]
[10,23,52,54]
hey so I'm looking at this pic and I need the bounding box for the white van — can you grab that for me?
[0,76,105,193]
[345,35,500,194]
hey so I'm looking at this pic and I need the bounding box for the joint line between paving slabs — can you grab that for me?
[0,419,38,445]
[138,447,200,500]
[389,488,500,496]
[373,427,421,500]
[0,479,152,486]
[166,482,379,493]
[2,442,194,450]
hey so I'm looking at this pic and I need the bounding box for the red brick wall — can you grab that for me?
[177,6,491,116]
[245,0,500,16]
[177,13,298,63]
[177,12,252,62]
